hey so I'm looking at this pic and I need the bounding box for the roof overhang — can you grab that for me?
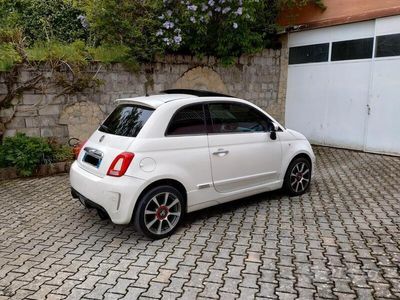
[279,0,400,33]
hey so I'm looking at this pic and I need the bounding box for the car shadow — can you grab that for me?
[181,188,288,225]
[88,187,307,242]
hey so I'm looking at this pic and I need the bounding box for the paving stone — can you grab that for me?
[83,283,112,299]
[0,147,399,298]
[120,287,145,299]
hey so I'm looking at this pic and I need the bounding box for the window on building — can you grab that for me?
[375,33,400,58]
[289,43,329,65]
[331,38,374,61]
[166,104,206,135]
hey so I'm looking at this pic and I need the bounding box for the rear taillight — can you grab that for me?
[107,152,135,177]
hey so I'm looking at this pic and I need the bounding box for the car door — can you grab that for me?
[207,102,282,193]
[163,103,215,208]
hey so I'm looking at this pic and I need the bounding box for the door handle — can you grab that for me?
[213,149,229,156]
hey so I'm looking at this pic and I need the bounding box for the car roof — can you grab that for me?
[115,94,197,109]
[115,89,235,109]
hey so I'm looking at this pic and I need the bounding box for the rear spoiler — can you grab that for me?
[114,99,161,109]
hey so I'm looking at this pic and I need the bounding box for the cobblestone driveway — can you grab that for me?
[1,147,400,299]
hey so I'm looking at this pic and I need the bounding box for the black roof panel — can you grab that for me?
[162,89,234,98]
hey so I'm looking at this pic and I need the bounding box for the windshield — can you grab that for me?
[99,104,155,137]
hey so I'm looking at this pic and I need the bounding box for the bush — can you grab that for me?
[0,0,88,45]
[0,133,73,176]
[154,0,306,63]
[25,40,135,66]
[52,145,74,163]
[48,138,74,163]
[158,1,265,62]
[27,40,88,64]
[0,133,53,176]
[0,43,21,71]
[82,0,163,62]
[88,44,130,63]
[0,0,325,67]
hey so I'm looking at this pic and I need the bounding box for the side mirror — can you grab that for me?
[270,122,279,140]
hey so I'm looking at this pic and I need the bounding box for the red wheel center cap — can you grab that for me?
[296,172,303,180]
[156,206,169,220]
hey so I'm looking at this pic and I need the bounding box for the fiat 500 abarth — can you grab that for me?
[70,90,315,239]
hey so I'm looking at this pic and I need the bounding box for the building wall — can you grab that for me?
[285,15,400,155]
[0,49,287,141]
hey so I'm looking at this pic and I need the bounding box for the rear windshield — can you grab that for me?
[99,104,154,137]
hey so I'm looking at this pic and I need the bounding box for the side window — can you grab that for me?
[376,33,400,58]
[208,103,272,134]
[331,38,374,61]
[289,43,329,65]
[166,104,206,136]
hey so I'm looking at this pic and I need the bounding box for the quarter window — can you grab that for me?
[208,103,272,134]
[289,43,329,65]
[166,104,206,135]
[375,33,400,58]
[331,38,374,61]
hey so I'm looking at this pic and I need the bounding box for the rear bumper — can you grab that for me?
[69,161,146,224]
[71,187,108,213]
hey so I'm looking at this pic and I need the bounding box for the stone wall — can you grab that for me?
[0,47,287,141]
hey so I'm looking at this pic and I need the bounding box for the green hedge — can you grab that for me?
[0,0,324,69]
[0,133,73,176]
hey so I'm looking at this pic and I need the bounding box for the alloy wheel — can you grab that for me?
[143,192,181,235]
[289,162,311,193]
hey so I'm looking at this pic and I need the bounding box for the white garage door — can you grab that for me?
[286,15,400,155]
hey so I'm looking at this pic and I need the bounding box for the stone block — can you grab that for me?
[100,94,111,104]
[0,83,7,94]
[76,95,90,103]
[153,83,165,93]
[25,117,40,128]
[51,95,67,104]
[20,70,31,82]
[23,94,43,105]
[235,83,244,91]
[7,117,26,129]
[39,116,57,127]
[39,105,62,116]
[3,129,16,137]
[40,127,53,137]
[253,56,264,65]
[155,74,166,83]
[99,105,107,114]
[0,108,14,118]
[15,105,38,117]
[41,126,67,138]
[17,127,40,136]
[64,95,78,105]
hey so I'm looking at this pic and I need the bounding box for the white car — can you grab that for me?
[70,90,315,239]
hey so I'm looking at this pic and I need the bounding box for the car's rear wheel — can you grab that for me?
[283,157,311,196]
[134,185,184,239]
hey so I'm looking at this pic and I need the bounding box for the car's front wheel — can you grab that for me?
[283,157,311,196]
[134,185,184,239]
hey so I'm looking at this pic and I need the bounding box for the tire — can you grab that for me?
[283,157,312,196]
[134,185,184,239]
